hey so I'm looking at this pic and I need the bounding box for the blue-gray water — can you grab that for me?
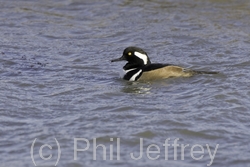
[1,0,250,167]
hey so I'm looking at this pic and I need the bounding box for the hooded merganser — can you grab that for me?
[111,46,218,81]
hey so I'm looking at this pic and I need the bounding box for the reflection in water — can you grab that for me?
[121,81,153,94]
[1,0,250,167]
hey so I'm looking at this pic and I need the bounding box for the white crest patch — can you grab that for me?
[129,69,142,81]
[134,52,148,65]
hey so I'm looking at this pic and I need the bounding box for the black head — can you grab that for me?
[111,47,151,68]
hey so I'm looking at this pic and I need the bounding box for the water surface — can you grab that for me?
[0,0,250,167]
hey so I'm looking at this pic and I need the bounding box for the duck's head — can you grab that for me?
[111,47,151,69]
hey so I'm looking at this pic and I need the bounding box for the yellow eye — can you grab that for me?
[128,52,132,56]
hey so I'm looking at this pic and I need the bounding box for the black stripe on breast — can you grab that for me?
[123,68,142,81]
[143,63,172,72]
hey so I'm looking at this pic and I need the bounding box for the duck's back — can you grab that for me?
[138,64,193,81]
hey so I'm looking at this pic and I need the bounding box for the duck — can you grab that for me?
[111,46,218,81]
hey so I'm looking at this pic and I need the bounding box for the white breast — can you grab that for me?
[129,69,142,81]
[123,68,142,81]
